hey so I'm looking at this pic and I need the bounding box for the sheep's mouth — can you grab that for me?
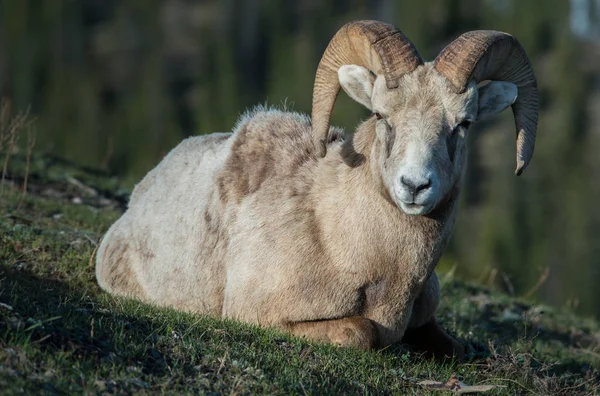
[399,201,430,216]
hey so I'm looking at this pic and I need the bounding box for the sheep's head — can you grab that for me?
[341,64,520,215]
[312,21,538,216]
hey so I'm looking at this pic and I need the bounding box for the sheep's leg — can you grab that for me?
[283,316,379,350]
[402,272,464,360]
[402,318,464,361]
[96,235,148,301]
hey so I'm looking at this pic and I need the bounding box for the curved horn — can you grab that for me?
[434,31,538,175]
[312,20,423,157]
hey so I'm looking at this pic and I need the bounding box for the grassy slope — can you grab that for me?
[1,154,599,395]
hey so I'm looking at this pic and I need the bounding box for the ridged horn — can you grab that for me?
[434,31,538,175]
[311,20,423,157]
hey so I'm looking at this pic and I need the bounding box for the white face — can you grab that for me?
[392,132,444,215]
[338,63,518,216]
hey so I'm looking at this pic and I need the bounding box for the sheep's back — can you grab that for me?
[97,108,344,315]
[217,108,344,205]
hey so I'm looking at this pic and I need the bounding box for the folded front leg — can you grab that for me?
[404,273,464,360]
[283,316,379,350]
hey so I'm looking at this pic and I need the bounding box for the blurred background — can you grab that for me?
[1,0,600,318]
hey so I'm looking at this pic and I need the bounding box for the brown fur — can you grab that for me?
[96,237,148,300]
[284,316,379,350]
[96,61,515,360]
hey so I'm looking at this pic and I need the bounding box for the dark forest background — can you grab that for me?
[2,0,600,318]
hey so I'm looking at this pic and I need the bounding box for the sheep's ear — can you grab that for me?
[338,65,375,110]
[477,81,518,120]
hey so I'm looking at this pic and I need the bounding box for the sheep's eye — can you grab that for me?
[374,112,383,120]
[459,120,472,129]
[452,120,472,135]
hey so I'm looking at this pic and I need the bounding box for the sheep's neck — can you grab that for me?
[329,121,460,282]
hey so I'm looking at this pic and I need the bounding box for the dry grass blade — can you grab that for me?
[573,347,600,360]
[417,373,506,394]
[522,267,550,299]
[100,136,114,170]
[15,124,36,211]
[501,272,515,296]
[440,262,457,289]
[0,100,12,148]
[0,99,36,197]
[67,176,98,197]
[486,268,497,288]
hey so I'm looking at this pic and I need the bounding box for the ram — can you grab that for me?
[96,20,537,359]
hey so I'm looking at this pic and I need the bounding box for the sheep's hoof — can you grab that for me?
[402,318,464,362]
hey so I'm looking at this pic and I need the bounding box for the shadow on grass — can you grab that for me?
[1,266,149,367]
[440,282,599,378]
[0,266,409,393]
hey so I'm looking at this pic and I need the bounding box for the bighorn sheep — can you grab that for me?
[96,20,538,359]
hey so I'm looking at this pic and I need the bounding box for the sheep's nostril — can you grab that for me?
[415,179,431,193]
[400,176,431,196]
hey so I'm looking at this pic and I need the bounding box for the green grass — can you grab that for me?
[1,154,599,395]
